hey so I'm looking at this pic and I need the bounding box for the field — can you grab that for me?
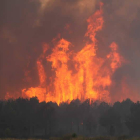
[49,136,140,140]
[1,136,140,140]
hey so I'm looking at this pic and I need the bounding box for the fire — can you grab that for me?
[8,3,125,105]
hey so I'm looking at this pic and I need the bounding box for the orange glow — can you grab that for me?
[107,42,124,72]
[6,3,126,105]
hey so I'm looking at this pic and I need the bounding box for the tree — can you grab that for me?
[99,108,121,135]
[126,102,140,136]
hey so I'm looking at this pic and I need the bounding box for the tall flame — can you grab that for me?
[11,3,125,105]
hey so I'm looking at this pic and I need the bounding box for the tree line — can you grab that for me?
[0,97,140,138]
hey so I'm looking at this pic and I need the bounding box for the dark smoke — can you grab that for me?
[100,0,140,101]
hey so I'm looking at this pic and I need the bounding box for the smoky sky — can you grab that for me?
[1,0,140,102]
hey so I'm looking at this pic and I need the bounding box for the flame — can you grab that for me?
[6,3,126,105]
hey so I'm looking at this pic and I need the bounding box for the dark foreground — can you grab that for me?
[1,98,140,137]
[1,136,140,140]
[49,135,140,140]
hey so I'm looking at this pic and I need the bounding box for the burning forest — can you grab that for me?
[20,3,126,105]
[3,2,132,105]
[1,0,140,138]
[1,0,140,104]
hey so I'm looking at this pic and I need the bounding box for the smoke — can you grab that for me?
[99,0,140,101]
[0,0,140,102]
